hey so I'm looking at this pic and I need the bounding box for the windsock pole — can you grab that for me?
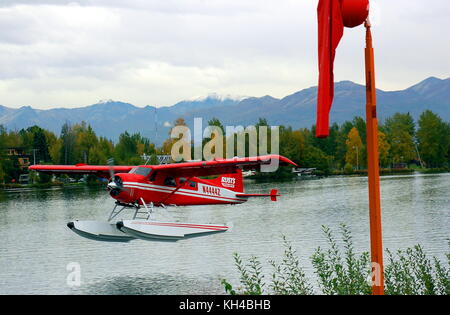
[364,19,385,295]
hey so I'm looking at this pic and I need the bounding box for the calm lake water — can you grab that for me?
[0,173,448,294]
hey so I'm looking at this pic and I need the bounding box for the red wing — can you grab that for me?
[28,164,135,178]
[153,154,297,177]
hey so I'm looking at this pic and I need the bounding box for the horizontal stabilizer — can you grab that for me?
[236,189,280,201]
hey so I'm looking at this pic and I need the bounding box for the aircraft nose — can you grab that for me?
[107,181,117,190]
[108,175,125,197]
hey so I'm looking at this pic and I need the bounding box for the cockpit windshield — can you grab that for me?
[129,167,152,177]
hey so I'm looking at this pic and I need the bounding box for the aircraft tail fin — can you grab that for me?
[270,189,278,201]
[206,169,244,192]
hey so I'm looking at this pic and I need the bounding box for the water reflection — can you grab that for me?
[73,274,223,295]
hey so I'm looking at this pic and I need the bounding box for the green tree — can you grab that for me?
[335,121,355,168]
[89,146,107,165]
[302,146,331,174]
[98,137,114,159]
[384,112,415,138]
[74,122,98,164]
[352,116,367,146]
[279,126,305,166]
[149,153,159,166]
[59,122,76,164]
[417,110,449,168]
[390,130,416,164]
[49,138,62,164]
[114,132,155,165]
[26,126,51,164]
[207,117,225,134]
[311,123,339,166]
[0,163,5,183]
[383,113,416,164]
[0,126,7,181]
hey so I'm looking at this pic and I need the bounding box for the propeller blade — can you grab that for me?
[106,157,133,197]
[107,157,115,179]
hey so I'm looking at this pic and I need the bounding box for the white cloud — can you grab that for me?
[0,0,448,109]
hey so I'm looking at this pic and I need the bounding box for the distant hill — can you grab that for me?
[0,77,448,145]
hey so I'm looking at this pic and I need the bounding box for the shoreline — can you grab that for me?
[2,169,449,191]
[0,181,106,191]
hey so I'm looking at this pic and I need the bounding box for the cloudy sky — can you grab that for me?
[0,0,449,109]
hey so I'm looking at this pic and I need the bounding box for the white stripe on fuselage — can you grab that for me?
[122,181,247,203]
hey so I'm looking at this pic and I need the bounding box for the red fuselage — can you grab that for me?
[109,168,247,207]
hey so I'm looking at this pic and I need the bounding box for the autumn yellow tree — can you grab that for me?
[378,131,390,167]
[49,138,62,164]
[345,127,363,169]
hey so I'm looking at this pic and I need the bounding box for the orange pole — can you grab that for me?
[364,20,385,295]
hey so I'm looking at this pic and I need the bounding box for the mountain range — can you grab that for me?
[0,76,448,145]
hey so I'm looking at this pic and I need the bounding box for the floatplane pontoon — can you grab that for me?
[67,201,229,242]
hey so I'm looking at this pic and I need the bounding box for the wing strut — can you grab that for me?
[159,177,192,205]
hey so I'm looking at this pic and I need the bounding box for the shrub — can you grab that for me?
[222,225,449,295]
[344,163,354,174]
[222,254,265,295]
[311,224,371,295]
[222,237,312,295]
[269,236,313,295]
[384,244,449,295]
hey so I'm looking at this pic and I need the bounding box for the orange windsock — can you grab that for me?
[316,0,369,138]
[316,0,344,138]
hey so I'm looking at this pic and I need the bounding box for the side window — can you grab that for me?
[189,181,197,188]
[164,176,176,187]
[135,167,152,177]
[149,171,157,182]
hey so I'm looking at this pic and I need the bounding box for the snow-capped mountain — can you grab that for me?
[0,77,448,145]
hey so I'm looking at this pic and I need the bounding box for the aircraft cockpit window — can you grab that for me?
[164,176,176,187]
[149,171,157,182]
[189,181,197,188]
[133,167,152,177]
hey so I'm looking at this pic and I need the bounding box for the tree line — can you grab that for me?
[0,110,449,182]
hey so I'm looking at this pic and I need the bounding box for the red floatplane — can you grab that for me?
[30,154,296,242]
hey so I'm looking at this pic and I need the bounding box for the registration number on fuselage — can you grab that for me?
[202,185,221,196]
